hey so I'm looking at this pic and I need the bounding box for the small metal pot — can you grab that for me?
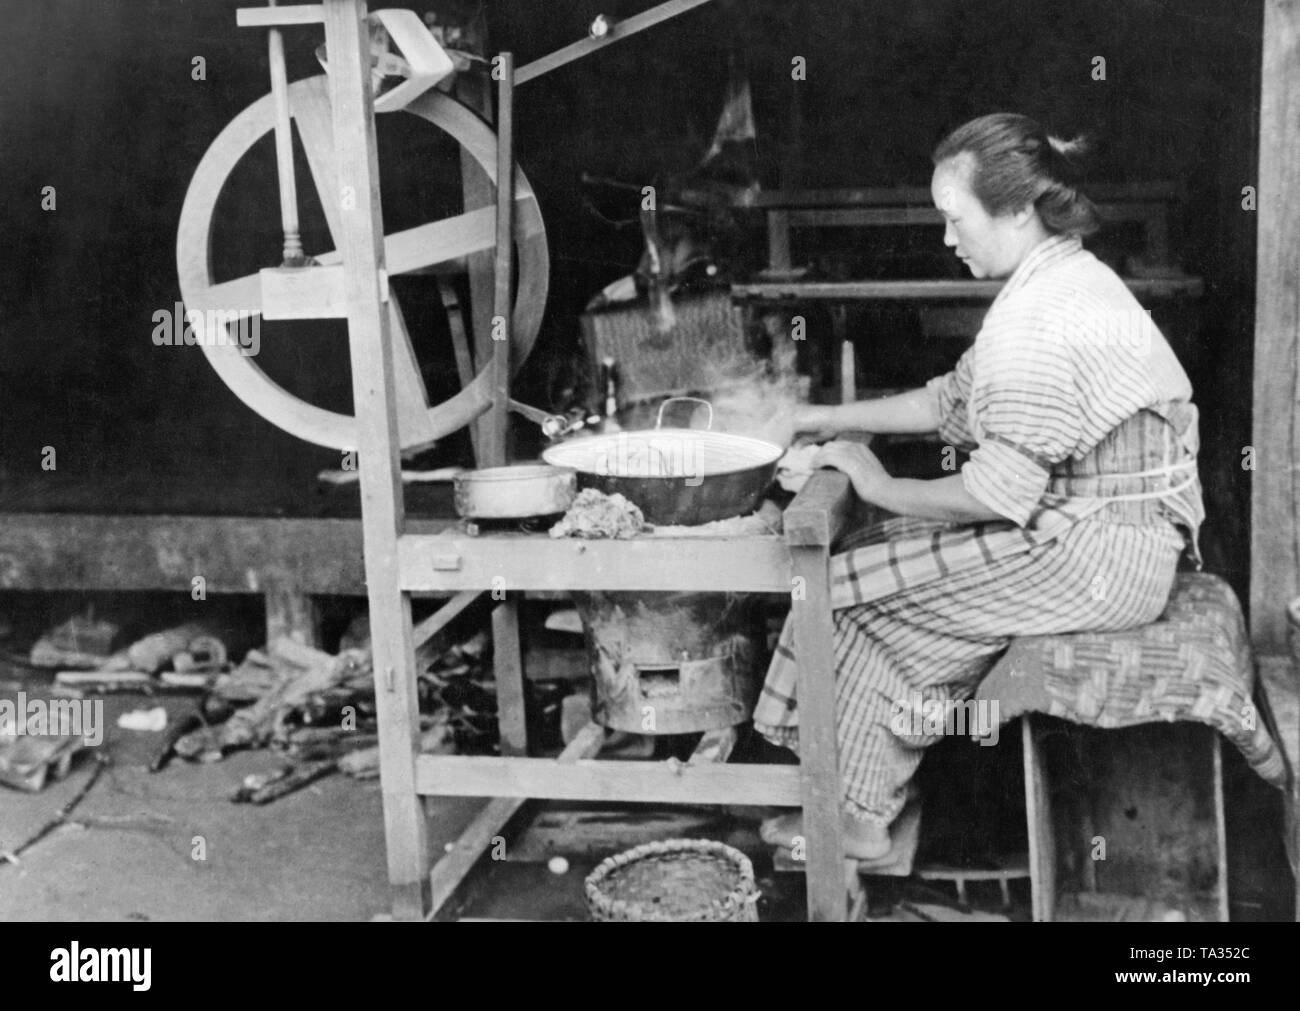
[541,398,782,525]
[453,464,577,520]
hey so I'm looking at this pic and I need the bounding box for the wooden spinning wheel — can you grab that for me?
[176,73,549,452]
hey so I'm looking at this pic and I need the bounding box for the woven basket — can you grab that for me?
[584,838,760,922]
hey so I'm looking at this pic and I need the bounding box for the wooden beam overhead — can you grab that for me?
[515,0,713,85]
[733,278,1204,303]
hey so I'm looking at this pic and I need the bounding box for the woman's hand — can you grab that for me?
[813,440,891,503]
[791,404,842,444]
[753,404,840,448]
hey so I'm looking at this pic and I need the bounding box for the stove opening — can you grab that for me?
[636,664,682,697]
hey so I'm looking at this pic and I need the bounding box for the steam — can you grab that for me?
[705,353,806,448]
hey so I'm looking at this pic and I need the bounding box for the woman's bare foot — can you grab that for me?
[758,809,892,860]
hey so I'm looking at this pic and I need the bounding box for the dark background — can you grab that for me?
[0,0,1262,599]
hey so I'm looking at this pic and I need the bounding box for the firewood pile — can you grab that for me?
[173,628,508,795]
[173,636,383,764]
[12,603,577,803]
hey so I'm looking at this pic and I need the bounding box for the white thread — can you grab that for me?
[1058,458,1196,482]
[1050,437,1198,503]
[1071,473,1199,503]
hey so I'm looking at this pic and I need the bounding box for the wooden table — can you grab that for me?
[403,469,858,920]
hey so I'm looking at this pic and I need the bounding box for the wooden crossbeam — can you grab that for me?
[732,278,1205,303]
[398,532,792,593]
[411,590,482,652]
[427,722,607,918]
[237,5,326,28]
[516,0,713,85]
[416,754,801,806]
[428,797,528,917]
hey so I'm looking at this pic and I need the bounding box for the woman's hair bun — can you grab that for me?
[1046,133,1091,185]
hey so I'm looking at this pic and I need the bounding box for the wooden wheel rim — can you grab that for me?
[176,75,549,451]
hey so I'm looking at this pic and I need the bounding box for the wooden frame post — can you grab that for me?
[482,51,514,467]
[321,0,428,920]
[265,585,321,648]
[1253,1,1300,921]
[457,67,497,465]
[1021,716,1055,922]
[1253,0,1300,655]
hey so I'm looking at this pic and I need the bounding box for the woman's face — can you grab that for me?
[931,156,1030,280]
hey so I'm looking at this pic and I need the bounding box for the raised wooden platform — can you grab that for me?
[0,512,456,645]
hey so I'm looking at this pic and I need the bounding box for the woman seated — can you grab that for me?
[758,113,1204,860]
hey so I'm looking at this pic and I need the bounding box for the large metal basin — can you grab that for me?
[542,427,782,525]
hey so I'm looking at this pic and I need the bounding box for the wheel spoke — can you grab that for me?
[387,296,442,449]
[294,77,436,447]
[185,272,262,316]
[315,207,494,274]
[292,76,346,243]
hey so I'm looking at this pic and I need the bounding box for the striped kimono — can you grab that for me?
[753,234,1205,827]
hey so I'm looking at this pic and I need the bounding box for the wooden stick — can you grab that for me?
[268,0,306,265]
[439,278,481,462]
[414,753,800,805]
[148,711,203,773]
[429,797,527,917]
[492,598,528,756]
[237,5,325,27]
[515,0,713,85]
[411,590,482,652]
[455,71,497,468]
[731,277,1204,303]
[426,722,605,919]
[485,51,514,467]
[232,759,338,804]
[1,755,108,866]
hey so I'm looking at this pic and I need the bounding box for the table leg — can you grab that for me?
[791,544,847,921]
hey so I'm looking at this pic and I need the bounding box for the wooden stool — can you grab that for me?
[1015,715,1226,921]
[975,572,1287,922]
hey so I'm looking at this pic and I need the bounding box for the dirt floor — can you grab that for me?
[0,692,451,921]
[0,689,973,922]
[1,685,1291,922]
[0,687,815,922]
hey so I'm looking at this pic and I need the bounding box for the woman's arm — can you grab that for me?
[814,442,1006,524]
[869,474,1005,524]
[796,386,942,437]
